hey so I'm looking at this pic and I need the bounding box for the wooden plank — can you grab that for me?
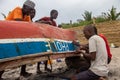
[0,53,50,71]
[50,52,80,59]
[0,52,80,71]
[0,52,52,63]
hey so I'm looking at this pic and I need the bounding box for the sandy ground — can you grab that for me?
[107,48,120,80]
[2,47,120,80]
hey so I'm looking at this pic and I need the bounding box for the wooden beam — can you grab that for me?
[0,51,80,71]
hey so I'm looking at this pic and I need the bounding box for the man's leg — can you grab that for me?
[44,60,51,72]
[20,65,32,77]
[71,70,100,80]
[0,70,4,79]
[108,57,111,64]
[36,62,42,74]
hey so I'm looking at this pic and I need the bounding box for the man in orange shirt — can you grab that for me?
[0,0,35,79]
[6,0,35,22]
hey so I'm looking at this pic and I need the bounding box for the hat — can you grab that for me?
[24,0,35,9]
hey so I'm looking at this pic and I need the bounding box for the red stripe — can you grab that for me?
[0,21,76,40]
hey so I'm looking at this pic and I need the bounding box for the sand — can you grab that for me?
[2,47,120,80]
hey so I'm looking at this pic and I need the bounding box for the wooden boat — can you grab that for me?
[0,21,80,71]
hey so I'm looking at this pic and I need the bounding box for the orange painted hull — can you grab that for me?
[0,21,76,40]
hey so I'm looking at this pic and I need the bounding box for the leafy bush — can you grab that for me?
[95,17,107,23]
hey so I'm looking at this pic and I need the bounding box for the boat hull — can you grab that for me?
[0,21,76,59]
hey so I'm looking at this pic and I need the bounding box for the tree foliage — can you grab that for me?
[1,13,6,19]
[82,10,92,21]
[103,6,120,20]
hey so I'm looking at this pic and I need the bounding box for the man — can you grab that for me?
[35,9,58,74]
[74,26,112,65]
[71,25,109,80]
[36,9,58,27]
[4,0,35,78]
[6,0,35,22]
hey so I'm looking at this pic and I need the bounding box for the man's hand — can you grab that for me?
[72,40,80,46]
[76,48,83,53]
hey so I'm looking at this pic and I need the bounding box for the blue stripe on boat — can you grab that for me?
[0,40,76,59]
[0,41,49,59]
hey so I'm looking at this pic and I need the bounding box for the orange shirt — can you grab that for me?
[6,7,31,22]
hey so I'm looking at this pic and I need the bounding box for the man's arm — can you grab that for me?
[82,52,96,61]
[14,18,23,21]
[35,20,52,25]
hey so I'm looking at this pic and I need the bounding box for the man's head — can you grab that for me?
[22,0,35,15]
[30,9,36,20]
[50,9,58,20]
[58,24,62,28]
[83,25,96,39]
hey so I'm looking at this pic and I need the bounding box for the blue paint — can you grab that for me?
[0,43,19,59]
[50,42,57,52]
[0,40,76,59]
[53,40,75,52]
[0,41,49,59]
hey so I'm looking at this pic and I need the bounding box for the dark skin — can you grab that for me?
[83,51,96,61]
[50,10,58,20]
[30,9,36,20]
[35,10,58,25]
[82,26,96,61]
[71,26,97,80]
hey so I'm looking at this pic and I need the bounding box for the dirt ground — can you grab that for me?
[2,47,120,80]
[107,47,120,80]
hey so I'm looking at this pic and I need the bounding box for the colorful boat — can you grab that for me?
[0,21,79,71]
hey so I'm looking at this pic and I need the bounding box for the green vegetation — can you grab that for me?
[82,10,92,21]
[1,13,6,19]
[61,6,120,29]
[103,6,120,20]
